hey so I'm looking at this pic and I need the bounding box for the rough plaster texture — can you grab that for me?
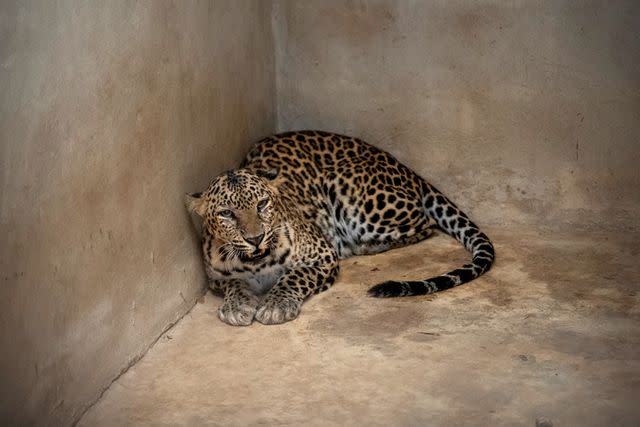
[0,2,274,425]
[3,1,640,426]
[78,227,640,426]
[273,0,640,230]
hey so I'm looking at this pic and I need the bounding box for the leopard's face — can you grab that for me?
[187,170,281,263]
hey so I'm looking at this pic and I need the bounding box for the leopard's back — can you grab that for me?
[243,131,433,258]
[243,130,494,297]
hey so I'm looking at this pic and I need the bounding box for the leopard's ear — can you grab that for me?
[255,167,279,181]
[185,192,207,217]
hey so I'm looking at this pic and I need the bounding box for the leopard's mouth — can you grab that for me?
[240,248,271,263]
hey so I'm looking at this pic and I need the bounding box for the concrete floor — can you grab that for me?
[78,227,640,427]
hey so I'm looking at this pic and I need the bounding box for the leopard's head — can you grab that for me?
[186,168,282,262]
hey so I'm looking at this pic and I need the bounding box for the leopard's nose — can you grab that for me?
[245,233,265,247]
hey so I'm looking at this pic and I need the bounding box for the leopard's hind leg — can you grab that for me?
[351,219,438,256]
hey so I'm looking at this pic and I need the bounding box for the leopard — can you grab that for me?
[186,130,494,326]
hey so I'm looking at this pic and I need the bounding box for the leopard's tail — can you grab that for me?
[368,183,494,297]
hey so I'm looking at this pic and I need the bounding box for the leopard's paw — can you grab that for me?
[255,298,301,325]
[217,299,258,326]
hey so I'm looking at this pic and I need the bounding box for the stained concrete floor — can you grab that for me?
[78,227,640,427]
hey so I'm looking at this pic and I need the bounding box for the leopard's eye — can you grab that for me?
[257,199,269,211]
[218,209,234,219]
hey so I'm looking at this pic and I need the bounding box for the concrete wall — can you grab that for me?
[0,1,274,425]
[2,0,639,425]
[274,0,640,230]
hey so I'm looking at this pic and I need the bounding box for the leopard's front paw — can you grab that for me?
[255,298,302,325]
[217,298,258,326]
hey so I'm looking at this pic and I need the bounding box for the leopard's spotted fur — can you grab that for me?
[187,131,494,325]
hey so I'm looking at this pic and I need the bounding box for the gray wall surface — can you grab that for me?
[0,2,274,425]
[2,1,639,425]
[274,0,640,230]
